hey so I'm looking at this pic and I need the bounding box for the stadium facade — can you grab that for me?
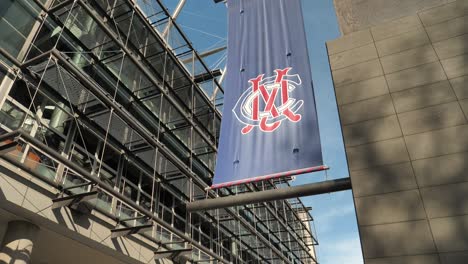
[0,0,318,263]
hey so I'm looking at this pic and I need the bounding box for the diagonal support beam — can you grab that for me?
[154,248,191,260]
[187,178,352,212]
[52,190,99,209]
[111,224,153,238]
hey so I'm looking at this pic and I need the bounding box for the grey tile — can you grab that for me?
[339,94,395,125]
[460,98,468,117]
[419,0,468,26]
[355,190,426,225]
[440,251,468,264]
[398,102,466,135]
[392,80,457,113]
[140,246,156,263]
[347,138,410,171]
[381,45,438,74]
[386,62,447,92]
[119,238,141,259]
[329,43,378,70]
[351,162,418,197]
[426,15,468,42]
[375,28,430,57]
[335,0,446,35]
[430,215,468,252]
[332,59,384,87]
[21,187,55,220]
[371,16,423,41]
[335,76,389,105]
[360,220,436,258]
[90,218,112,243]
[450,75,468,99]
[366,255,440,264]
[421,182,468,218]
[405,124,468,160]
[413,152,468,187]
[433,34,468,59]
[0,170,28,206]
[441,54,468,79]
[327,29,374,55]
[343,115,402,146]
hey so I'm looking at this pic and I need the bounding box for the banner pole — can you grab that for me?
[187,177,352,212]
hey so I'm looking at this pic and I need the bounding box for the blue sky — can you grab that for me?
[161,0,363,263]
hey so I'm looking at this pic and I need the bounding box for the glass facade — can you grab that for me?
[0,0,318,263]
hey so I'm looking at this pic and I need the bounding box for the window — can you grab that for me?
[0,0,40,59]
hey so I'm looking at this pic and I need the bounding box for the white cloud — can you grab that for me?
[314,203,355,233]
[317,203,355,221]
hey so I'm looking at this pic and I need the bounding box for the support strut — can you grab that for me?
[187,177,352,212]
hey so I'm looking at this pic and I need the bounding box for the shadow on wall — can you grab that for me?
[339,9,468,259]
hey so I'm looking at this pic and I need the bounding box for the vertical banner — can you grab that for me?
[212,0,325,188]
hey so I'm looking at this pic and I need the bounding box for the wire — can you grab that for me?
[178,24,227,40]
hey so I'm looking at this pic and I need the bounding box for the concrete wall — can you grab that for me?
[333,0,457,34]
[327,1,468,263]
[0,160,163,264]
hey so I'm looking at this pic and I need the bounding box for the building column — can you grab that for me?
[0,221,39,264]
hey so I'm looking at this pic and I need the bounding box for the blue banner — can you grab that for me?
[212,0,324,188]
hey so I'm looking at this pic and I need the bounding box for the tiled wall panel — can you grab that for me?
[327,1,468,262]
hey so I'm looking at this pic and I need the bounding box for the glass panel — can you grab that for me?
[0,100,26,130]
[62,168,89,194]
[0,0,40,58]
[95,192,113,214]
[25,146,59,182]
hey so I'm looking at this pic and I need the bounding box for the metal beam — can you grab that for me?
[181,46,227,64]
[0,48,22,68]
[187,178,352,212]
[162,0,186,37]
[172,0,186,20]
[193,69,222,83]
[198,46,227,59]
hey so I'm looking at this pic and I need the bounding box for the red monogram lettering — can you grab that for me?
[238,67,303,135]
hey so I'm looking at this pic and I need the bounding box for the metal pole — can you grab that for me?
[181,46,227,64]
[0,48,22,68]
[162,0,186,38]
[218,65,227,84]
[171,0,187,20]
[186,178,352,212]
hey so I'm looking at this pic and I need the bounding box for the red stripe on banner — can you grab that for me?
[207,165,329,190]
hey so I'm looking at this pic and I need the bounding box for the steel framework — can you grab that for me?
[0,0,319,263]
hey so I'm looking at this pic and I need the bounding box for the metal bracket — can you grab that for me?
[52,190,99,210]
[110,224,153,238]
[154,248,192,260]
